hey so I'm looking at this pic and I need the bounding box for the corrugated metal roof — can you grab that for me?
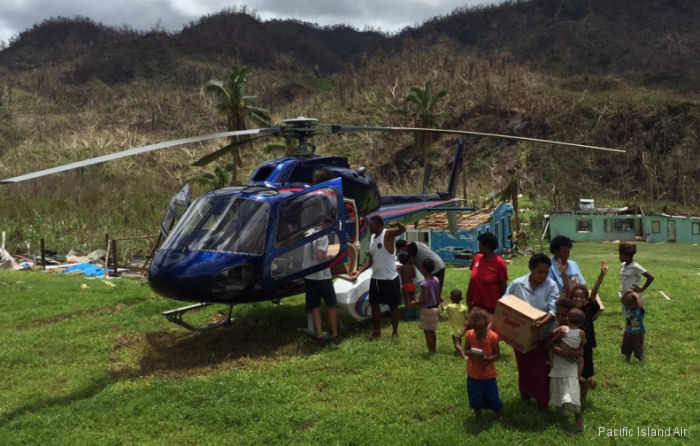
[657,213,700,220]
[415,208,495,230]
[549,209,700,220]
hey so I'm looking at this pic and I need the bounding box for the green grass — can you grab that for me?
[1,243,698,444]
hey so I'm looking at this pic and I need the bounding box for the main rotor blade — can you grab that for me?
[0,129,265,184]
[335,125,625,153]
[192,135,266,167]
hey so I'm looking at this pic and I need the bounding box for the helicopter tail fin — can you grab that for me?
[446,141,464,199]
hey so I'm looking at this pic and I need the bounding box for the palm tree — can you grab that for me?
[497,175,520,232]
[393,80,449,193]
[492,174,529,250]
[196,163,233,191]
[206,65,271,184]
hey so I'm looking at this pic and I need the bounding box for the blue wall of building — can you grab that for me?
[427,203,513,265]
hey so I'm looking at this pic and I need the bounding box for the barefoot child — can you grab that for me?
[407,258,441,353]
[619,243,654,303]
[571,261,608,407]
[441,289,468,355]
[621,290,646,363]
[398,251,419,321]
[462,308,503,418]
[548,307,586,431]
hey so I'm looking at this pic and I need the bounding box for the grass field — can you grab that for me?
[1,242,698,445]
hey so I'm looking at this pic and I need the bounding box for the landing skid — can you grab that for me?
[161,302,234,332]
[298,313,317,338]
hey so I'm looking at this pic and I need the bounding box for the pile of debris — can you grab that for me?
[1,231,153,279]
[0,246,147,278]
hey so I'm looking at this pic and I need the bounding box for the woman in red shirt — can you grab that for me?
[467,232,508,313]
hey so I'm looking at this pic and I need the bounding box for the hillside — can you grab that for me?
[0,11,392,84]
[411,0,700,90]
[2,0,699,89]
[0,0,698,254]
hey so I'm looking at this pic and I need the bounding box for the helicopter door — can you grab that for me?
[263,178,347,286]
[160,183,191,239]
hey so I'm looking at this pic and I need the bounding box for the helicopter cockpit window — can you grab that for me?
[251,166,274,182]
[275,187,338,249]
[161,195,269,255]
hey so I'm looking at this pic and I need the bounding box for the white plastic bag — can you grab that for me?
[0,247,19,270]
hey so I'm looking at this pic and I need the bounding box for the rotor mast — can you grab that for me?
[280,117,318,154]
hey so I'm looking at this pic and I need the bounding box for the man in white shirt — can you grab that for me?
[351,215,406,337]
[304,216,339,345]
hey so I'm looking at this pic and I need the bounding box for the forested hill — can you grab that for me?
[1,0,699,90]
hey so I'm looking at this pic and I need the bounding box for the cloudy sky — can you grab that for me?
[0,0,500,44]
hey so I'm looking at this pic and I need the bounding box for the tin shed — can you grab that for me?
[404,203,513,265]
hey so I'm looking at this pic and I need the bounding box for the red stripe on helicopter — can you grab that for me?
[279,188,338,199]
[279,188,304,193]
[328,250,348,268]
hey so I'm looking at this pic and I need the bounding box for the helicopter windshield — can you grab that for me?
[161,194,269,255]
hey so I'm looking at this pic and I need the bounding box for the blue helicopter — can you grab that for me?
[1,117,623,331]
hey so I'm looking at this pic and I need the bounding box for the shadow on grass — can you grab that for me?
[462,413,501,435]
[0,375,114,427]
[1,303,368,425]
[109,301,366,379]
[462,397,567,435]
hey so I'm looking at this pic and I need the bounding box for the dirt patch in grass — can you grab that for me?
[15,307,104,330]
[15,299,146,330]
[108,324,327,380]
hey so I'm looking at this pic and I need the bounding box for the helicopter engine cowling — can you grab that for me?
[249,156,380,216]
[322,166,380,216]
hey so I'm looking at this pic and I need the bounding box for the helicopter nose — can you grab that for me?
[147,250,257,303]
[210,263,255,296]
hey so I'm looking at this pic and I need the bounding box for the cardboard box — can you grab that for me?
[491,295,548,353]
[593,293,605,320]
